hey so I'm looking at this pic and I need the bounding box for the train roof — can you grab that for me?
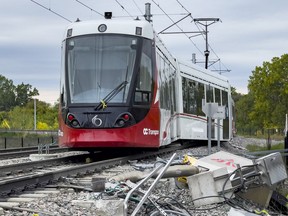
[63,18,230,89]
[63,19,154,40]
[178,61,230,89]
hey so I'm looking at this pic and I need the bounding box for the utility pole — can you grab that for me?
[193,18,220,69]
[33,98,37,130]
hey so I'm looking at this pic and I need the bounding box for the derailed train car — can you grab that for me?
[58,15,234,150]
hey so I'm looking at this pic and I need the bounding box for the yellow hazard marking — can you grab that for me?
[100,100,107,109]
[183,154,197,165]
[254,209,270,215]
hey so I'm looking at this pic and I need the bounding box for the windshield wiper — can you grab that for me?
[95,81,128,110]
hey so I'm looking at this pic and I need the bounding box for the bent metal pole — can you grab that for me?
[131,153,177,216]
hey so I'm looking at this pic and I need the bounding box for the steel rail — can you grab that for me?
[0,153,91,177]
[0,144,187,196]
[0,146,68,159]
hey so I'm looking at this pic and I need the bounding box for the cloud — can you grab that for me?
[1,0,288,103]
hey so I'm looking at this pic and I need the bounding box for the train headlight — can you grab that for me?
[113,112,135,128]
[66,113,80,128]
[98,24,107,32]
[71,120,80,127]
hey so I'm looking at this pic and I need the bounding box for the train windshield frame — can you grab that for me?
[65,34,145,105]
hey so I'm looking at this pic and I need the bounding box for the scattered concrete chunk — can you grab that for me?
[71,199,124,216]
[0,202,20,207]
[29,153,58,161]
[16,193,48,198]
[5,198,35,203]
[227,207,258,216]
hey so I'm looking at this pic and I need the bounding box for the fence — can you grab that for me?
[0,135,58,149]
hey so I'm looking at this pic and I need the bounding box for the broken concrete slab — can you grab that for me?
[195,151,253,173]
[187,167,233,206]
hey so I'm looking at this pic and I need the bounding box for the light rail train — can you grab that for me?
[58,14,234,150]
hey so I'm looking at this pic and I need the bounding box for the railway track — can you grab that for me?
[0,145,68,159]
[1,141,287,216]
[0,143,187,197]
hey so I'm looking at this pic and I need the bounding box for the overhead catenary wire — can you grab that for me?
[113,13,189,18]
[30,0,72,22]
[132,0,144,15]
[75,0,103,17]
[30,0,230,73]
[115,0,134,18]
[151,0,203,56]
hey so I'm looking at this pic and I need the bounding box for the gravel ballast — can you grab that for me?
[1,136,287,216]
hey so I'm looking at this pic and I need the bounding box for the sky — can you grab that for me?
[0,0,288,104]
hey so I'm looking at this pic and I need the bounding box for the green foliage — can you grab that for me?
[0,75,39,112]
[0,74,58,130]
[34,100,58,130]
[15,83,39,107]
[8,106,34,129]
[248,54,288,131]
[0,75,16,111]
[231,86,243,103]
[4,100,59,130]
[246,142,284,152]
[235,93,260,134]
[236,54,288,136]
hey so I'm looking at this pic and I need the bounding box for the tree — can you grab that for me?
[15,83,39,107]
[0,74,39,111]
[0,75,16,111]
[235,92,260,135]
[248,54,288,133]
[231,86,243,104]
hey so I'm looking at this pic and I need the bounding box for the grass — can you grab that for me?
[246,142,284,152]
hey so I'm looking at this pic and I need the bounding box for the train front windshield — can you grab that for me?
[66,35,140,104]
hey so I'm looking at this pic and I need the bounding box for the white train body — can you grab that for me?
[59,17,233,150]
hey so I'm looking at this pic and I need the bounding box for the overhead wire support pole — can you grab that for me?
[193,18,220,69]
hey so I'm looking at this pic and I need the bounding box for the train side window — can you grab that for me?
[187,80,197,115]
[206,84,214,103]
[182,77,188,113]
[215,88,221,105]
[214,88,221,106]
[134,40,153,103]
[197,83,205,116]
[222,90,228,106]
